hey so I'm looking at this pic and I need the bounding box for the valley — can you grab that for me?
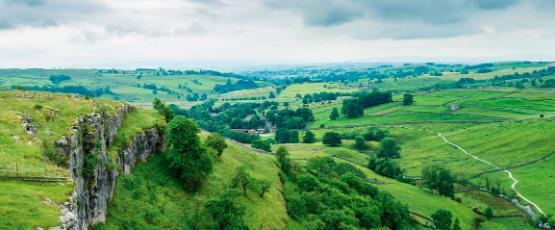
[1,61,554,229]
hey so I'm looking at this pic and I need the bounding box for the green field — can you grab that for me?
[0,69,260,104]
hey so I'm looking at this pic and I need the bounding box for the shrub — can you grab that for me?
[322,132,342,147]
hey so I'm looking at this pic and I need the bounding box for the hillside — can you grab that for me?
[0,90,165,229]
[98,134,288,229]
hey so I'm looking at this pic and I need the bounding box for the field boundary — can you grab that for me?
[397,126,546,215]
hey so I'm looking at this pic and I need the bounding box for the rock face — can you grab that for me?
[55,105,164,230]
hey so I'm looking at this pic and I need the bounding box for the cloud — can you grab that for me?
[0,0,104,29]
[260,0,537,38]
[0,0,554,68]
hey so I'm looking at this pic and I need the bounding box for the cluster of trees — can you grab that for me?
[368,138,403,179]
[432,209,461,230]
[421,165,456,198]
[266,107,314,129]
[301,92,341,104]
[282,156,411,229]
[183,100,283,144]
[342,91,392,118]
[275,128,299,143]
[213,79,258,93]
[49,74,71,84]
[12,85,115,98]
[165,116,213,191]
[220,96,268,101]
[185,92,208,102]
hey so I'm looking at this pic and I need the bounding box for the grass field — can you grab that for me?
[100,136,288,229]
[0,69,260,103]
[277,82,359,102]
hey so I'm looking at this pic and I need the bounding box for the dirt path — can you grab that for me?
[401,126,545,215]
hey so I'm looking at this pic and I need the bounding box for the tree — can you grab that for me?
[275,128,289,143]
[269,91,276,98]
[205,189,247,230]
[205,133,228,159]
[368,157,403,179]
[166,116,212,191]
[153,98,175,121]
[231,165,252,195]
[322,132,342,147]
[403,94,414,106]
[363,127,388,141]
[484,207,494,219]
[341,100,363,118]
[253,179,272,198]
[330,107,340,120]
[432,209,453,230]
[251,139,271,152]
[377,138,401,158]
[303,130,316,143]
[275,146,292,174]
[422,165,455,198]
[353,135,367,150]
[452,218,461,230]
[49,74,71,84]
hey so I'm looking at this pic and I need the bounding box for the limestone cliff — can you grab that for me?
[55,105,164,229]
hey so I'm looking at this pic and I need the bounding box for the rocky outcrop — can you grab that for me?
[55,105,164,230]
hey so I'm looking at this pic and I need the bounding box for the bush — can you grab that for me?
[251,139,271,152]
[353,136,367,150]
[376,138,400,158]
[205,189,247,229]
[303,130,316,143]
[484,207,494,219]
[432,209,452,230]
[368,157,403,179]
[322,132,342,147]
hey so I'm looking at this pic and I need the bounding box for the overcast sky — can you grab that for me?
[1,0,554,69]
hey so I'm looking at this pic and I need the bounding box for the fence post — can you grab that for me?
[45,168,47,177]
[16,163,19,176]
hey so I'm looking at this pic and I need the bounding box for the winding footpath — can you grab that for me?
[399,126,545,215]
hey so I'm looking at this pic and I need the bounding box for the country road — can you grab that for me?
[399,126,545,215]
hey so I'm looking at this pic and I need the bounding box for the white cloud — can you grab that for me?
[0,0,554,69]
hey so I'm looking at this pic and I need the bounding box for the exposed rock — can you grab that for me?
[55,105,165,230]
[20,114,37,137]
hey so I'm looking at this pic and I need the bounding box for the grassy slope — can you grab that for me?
[0,90,122,229]
[100,137,288,229]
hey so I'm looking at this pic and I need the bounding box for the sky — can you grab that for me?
[0,0,554,70]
